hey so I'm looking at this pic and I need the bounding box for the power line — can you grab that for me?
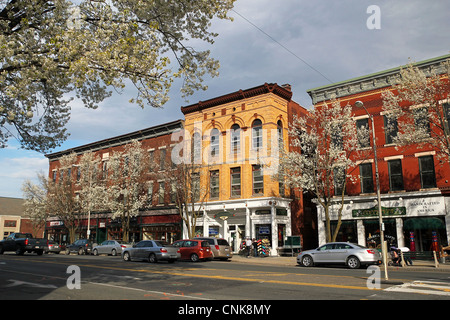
[231,9,334,84]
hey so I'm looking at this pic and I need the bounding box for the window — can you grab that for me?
[147,181,154,206]
[191,132,202,164]
[210,170,219,199]
[102,161,108,180]
[414,107,431,136]
[359,163,374,193]
[444,103,450,133]
[388,159,404,191]
[159,148,166,171]
[419,155,436,189]
[333,166,346,196]
[210,128,220,157]
[230,124,241,153]
[158,181,165,204]
[252,165,264,195]
[230,167,241,197]
[148,150,154,172]
[384,115,398,144]
[356,118,370,148]
[252,119,263,150]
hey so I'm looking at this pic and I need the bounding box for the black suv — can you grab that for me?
[65,239,96,255]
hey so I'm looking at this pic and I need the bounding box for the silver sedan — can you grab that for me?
[92,240,132,256]
[122,240,179,263]
[297,242,382,269]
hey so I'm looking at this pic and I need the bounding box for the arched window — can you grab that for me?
[252,119,262,150]
[231,124,240,153]
[210,128,220,157]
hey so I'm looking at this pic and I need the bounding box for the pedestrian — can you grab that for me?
[245,237,252,258]
[252,238,258,257]
[399,246,413,266]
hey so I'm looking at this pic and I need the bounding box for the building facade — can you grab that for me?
[45,120,184,245]
[180,83,313,254]
[307,54,450,252]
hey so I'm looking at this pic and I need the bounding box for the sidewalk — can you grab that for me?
[230,254,450,272]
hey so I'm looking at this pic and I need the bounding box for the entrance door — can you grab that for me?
[97,228,106,244]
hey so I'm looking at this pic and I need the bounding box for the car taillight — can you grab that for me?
[25,239,28,245]
[367,250,376,254]
[121,245,126,248]
[177,249,180,253]
[215,245,219,250]
[160,248,167,253]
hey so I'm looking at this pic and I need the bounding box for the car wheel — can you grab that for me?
[111,249,117,256]
[65,249,71,255]
[148,253,157,263]
[93,249,98,256]
[347,256,361,269]
[190,253,199,262]
[301,255,314,267]
[78,247,84,255]
[123,252,131,262]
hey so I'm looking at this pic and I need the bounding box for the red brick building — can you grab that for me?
[45,120,184,245]
[307,54,450,251]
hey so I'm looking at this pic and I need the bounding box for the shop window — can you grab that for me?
[330,220,357,243]
[359,163,374,193]
[388,159,404,191]
[419,155,436,189]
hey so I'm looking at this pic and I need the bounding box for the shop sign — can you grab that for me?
[352,206,406,218]
[49,221,64,226]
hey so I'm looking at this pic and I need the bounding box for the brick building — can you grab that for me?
[307,54,450,251]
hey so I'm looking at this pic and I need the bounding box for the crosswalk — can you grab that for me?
[385,280,450,297]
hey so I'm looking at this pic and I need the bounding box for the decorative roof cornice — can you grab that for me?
[180,83,293,115]
[45,119,184,160]
[307,54,450,105]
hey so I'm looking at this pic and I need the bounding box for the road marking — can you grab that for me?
[385,281,450,296]
[4,279,57,289]
[4,257,380,292]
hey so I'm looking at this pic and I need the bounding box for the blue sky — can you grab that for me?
[1,0,450,198]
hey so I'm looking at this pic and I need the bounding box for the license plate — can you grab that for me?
[35,246,39,249]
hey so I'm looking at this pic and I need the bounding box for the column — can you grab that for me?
[357,220,365,246]
[271,204,278,256]
[396,218,404,248]
[202,210,209,237]
[245,206,251,237]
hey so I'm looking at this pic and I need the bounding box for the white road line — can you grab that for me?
[385,281,450,296]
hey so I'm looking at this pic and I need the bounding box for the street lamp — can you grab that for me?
[355,101,389,281]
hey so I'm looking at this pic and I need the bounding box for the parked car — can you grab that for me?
[172,239,213,262]
[93,240,132,256]
[196,237,232,260]
[65,239,96,255]
[44,240,62,254]
[0,233,47,255]
[297,242,382,269]
[122,240,178,263]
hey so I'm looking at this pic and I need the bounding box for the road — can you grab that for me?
[1,252,450,306]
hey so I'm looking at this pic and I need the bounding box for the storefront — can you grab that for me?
[316,191,449,252]
[189,197,292,256]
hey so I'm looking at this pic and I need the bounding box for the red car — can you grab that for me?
[172,239,213,262]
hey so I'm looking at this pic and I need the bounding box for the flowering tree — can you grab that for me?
[382,59,450,167]
[22,173,49,237]
[104,140,149,241]
[279,100,367,243]
[0,0,235,152]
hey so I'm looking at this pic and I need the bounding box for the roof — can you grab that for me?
[45,119,184,160]
[180,83,293,115]
[307,54,450,104]
[0,197,24,217]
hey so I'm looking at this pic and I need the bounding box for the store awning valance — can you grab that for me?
[403,217,445,230]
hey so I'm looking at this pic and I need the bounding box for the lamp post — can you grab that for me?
[355,101,389,281]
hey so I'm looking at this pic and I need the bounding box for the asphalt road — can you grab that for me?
[1,252,450,308]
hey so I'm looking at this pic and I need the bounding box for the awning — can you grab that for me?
[403,217,445,230]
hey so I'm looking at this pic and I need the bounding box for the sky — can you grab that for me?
[1,0,450,198]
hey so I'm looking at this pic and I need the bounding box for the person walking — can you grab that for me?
[245,237,252,258]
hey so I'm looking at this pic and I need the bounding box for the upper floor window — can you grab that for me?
[356,118,370,148]
[210,128,220,157]
[230,167,241,197]
[418,155,436,189]
[252,165,264,195]
[230,124,241,153]
[210,170,219,199]
[388,159,404,191]
[359,163,374,193]
[252,119,263,150]
[384,115,398,145]
[414,106,431,136]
